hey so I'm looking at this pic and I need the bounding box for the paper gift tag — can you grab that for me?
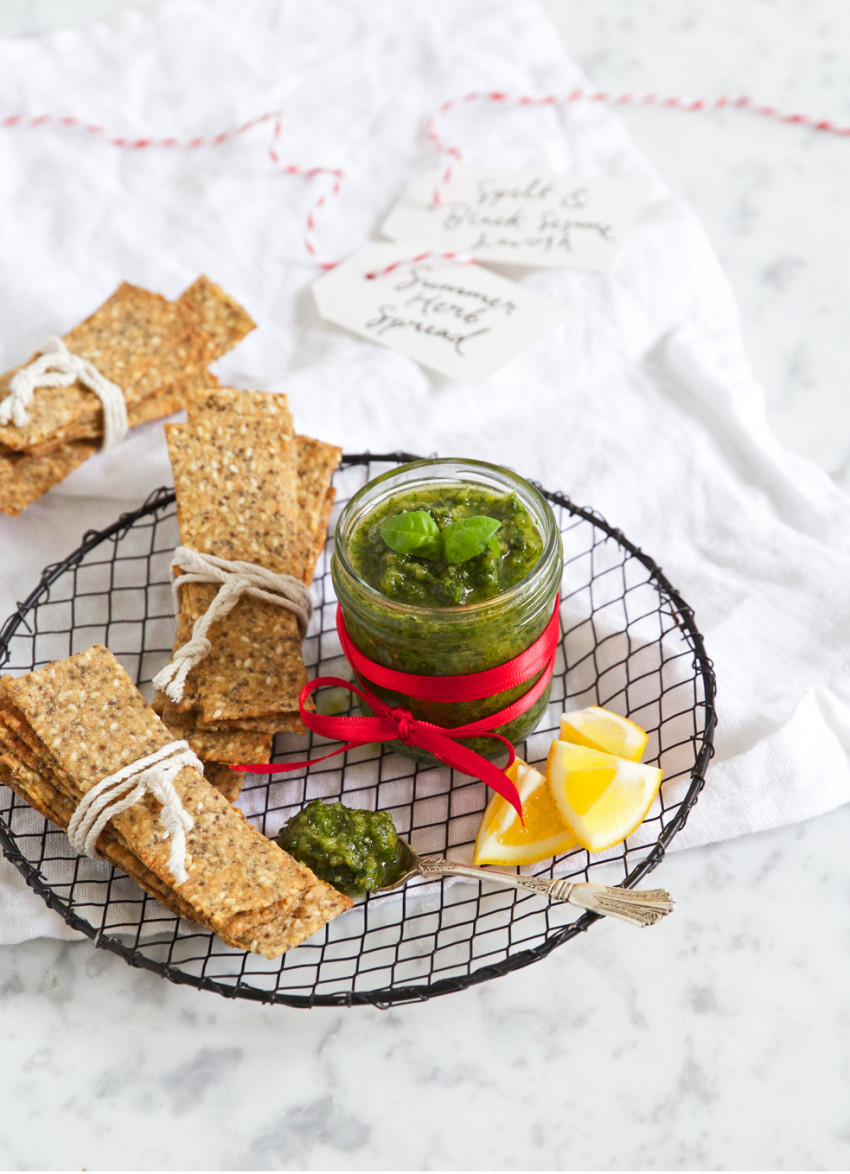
[382,167,649,271]
[312,242,568,384]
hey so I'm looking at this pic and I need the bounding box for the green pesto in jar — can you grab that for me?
[349,485,543,607]
[276,800,408,897]
[333,467,561,763]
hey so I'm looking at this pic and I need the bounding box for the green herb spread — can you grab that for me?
[349,485,542,607]
[333,472,560,761]
[276,800,408,897]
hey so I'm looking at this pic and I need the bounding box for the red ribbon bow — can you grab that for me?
[232,597,560,820]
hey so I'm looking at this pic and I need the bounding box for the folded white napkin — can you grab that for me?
[0,0,847,942]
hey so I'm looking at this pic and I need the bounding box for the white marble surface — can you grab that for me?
[1,2,849,1171]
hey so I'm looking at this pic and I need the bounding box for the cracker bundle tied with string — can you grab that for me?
[0,646,351,957]
[153,386,341,798]
[0,276,255,515]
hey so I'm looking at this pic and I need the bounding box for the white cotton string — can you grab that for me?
[0,336,129,449]
[67,740,201,885]
[152,545,314,704]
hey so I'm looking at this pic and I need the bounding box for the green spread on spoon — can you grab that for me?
[276,799,408,897]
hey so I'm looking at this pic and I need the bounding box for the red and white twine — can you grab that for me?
[426,88,850,206]
[372,87,850,279]
[0,109,344,268]
[2,87,848,278]
[364,250,479,280]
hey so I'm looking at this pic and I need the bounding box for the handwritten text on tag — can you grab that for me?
[312,243,567,384]
[382,167,648,271]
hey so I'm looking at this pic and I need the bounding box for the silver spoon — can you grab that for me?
[376,839,675,927]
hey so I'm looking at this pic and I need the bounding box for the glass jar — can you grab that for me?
[331,458,563,760]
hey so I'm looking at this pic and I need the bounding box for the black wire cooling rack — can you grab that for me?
[0,453,715,1008]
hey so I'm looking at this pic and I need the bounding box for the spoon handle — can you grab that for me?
[415,858,674,927]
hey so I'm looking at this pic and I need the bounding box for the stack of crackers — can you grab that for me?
[154,386,342,800]
[0,277,255,516]
[0,646,351,957]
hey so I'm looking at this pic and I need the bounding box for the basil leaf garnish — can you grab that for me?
[443,515,502,564]
[380,510,443,560]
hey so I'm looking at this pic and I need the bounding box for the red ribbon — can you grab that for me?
[232,596,560,820]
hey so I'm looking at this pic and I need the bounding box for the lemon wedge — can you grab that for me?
[559,706,649,762]
[545,740,663,853]
[473,758,578,866]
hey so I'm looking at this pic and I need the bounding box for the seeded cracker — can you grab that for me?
[0,442,97,517]
[305,485,337,582]
[151,391,341,802]
[0,371,224,517]
[0,731,204,925]
[0,285,196,452]
[198,713,306,734]
[295,436,342,582]
[156,697,275,761]
[0,278,255,513]
[201,762,247,804]
[150,692,272,800]
[179,403,342,582]
[183,385,307,573]
[14,277,255,455]
[1,679,219,922]
[183,384,292,423]
[23,366,223,459]
[176,277,256,355]
[0,648,351,956]
[165,401,306,722]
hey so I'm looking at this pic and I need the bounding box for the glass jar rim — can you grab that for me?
[332,457,562,619]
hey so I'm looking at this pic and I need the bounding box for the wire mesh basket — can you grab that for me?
[0,453,715,1007]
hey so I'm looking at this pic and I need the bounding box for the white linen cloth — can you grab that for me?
[0,0,848,943]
